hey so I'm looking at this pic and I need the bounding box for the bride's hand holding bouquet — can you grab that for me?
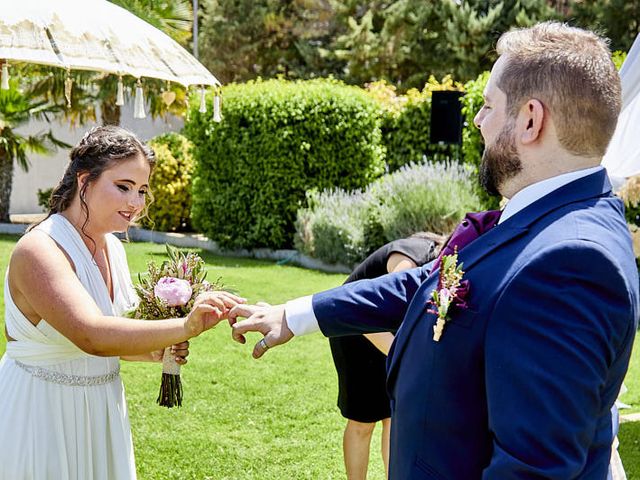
[130,245,245,407]
[184,290,243,337]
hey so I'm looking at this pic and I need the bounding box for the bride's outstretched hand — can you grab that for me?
[228,304,294,359]
[185,291,246,337]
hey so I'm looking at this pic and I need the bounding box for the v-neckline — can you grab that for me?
[57,214,115,304]
[95,248,115,303]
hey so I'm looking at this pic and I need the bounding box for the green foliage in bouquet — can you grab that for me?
[141,133,194,232]
[130,244,222,407]
[131,245,222,320]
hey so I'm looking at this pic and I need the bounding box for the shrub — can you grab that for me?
[369,161,483,240]
[612,50,627,70]
[296,161,483,266]
[618,176,640,226]
[141,133,194,232]
[185,78,386,250]
[460,71,488,173]
[366,77,464,172]
[295,189,372,266]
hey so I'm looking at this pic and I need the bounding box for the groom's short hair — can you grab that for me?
[496,22,621,158]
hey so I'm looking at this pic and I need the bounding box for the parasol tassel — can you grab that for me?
[1,63,9,90]
[198,86,207,113]
[116,76,125,106]
[64,71,73,108]
[213,90,222,123]
[134,79,146,119]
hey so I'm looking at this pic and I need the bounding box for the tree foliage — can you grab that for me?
[570,0,640,53]
[0,77,69,221]
[198,0,341,84]
[185,78,386,249]
[332,0,559,88]
[110,0,193,46]
[197,0,567,88]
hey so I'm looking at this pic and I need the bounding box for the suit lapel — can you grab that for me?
[386,221,529,384]
[386,169,613,387]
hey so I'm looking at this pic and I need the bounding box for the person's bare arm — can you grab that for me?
[121,341,189,364]
[363,252,418,355]
[9,232,232,356]
[386,252,417,274]
[363,332,394,355]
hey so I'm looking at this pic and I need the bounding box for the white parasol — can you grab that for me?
[602,35,640,186]
[0,0,221,119]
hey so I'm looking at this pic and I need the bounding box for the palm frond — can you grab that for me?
[109,0,193,45]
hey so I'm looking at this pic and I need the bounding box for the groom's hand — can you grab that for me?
[228,304,294,359]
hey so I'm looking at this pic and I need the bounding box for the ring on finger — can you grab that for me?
[259,338,270,351]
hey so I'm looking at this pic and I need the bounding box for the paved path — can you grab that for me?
[621,412,640,423]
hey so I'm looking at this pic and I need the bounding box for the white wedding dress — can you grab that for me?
[0,214,139,479]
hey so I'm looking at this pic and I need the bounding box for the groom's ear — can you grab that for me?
[518,99,545,145]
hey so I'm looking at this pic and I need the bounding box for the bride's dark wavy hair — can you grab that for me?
[29,126,156,244]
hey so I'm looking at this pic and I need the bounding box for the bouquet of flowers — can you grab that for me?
[129,245,222,408]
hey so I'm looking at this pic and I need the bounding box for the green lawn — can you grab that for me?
[1,233,640,478]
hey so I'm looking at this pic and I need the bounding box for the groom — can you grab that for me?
[228,22,639,478]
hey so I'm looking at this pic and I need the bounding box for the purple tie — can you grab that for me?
[432,210,501,270]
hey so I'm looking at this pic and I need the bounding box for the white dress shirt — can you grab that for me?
[285,166,605,336]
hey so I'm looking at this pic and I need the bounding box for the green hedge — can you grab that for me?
[460,71,501,209]
[366,77,463,172]
[296,161,483,266]
[185,78,385,249]
[460,71,488,173]
[141,133,194,232]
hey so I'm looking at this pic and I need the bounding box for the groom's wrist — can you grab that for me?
[285,296,320,336]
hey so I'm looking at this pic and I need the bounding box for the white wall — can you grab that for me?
[9,100,184,214]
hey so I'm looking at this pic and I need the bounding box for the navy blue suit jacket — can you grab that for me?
[313,170,639,479]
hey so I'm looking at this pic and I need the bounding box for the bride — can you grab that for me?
[0,126,242,479]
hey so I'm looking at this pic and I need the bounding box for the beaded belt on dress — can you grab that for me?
[14,360,120,386]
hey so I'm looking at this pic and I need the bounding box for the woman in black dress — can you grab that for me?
[329,233,442,479]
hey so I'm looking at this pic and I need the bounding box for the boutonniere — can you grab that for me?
[428,249,469,342]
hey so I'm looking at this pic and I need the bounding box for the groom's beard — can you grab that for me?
[480,121,522,197]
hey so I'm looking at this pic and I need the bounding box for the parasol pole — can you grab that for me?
[193,0,198,60]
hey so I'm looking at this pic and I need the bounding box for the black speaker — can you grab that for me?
[430,90,464,145]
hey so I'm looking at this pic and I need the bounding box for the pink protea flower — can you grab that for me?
[154,276,193,307]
